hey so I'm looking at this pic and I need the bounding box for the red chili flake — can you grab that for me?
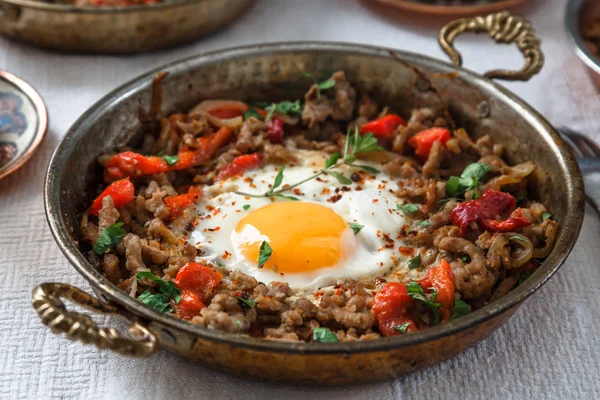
[321,188,331,195]
[293,189,303,196]
[316,177,325,182]
[398,246,414,256]
[222,251,232,259]
[376,230,381,238]
[206,205,215,211]
[328,194,343,203]
[213,209,222,216]
[341,186,351,192]
[355,186,363,191]
[378,184,386,190]
[372,199,379,203]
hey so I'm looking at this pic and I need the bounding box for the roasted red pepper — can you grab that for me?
[451,189,530,236]
[164,186,202,219]
[371,282,418,336]
[174,262,222,303]
[266,118,285,144]
[206,102,249,119]
[216,153,262,181]
[89,177,135,216]
[359,114,405,140]
[104,126,234,181]
[173,290,205,320]
[408,128,451,159]
[418,260,454,310]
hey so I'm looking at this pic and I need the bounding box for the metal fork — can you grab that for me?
[559,127,600,214]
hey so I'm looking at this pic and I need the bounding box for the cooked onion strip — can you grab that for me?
[190,100,247,129]
[507,233,534,268]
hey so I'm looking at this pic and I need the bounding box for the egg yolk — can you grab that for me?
[234,202,352,273]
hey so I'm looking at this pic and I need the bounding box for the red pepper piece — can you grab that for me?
[207,103,249,119]
[359,114,405,140]
[216,153,262,181]
[266,118,285,144]
[418,260,455,310]
[450,189,529,236]
[174,262,222,303]
[193,126,235,164]
[407,128,451,159]
[164,186,202,219]
[173,290,205,320]
[371,282,418,336]
[89,177,135,216]
[480,208,531,232]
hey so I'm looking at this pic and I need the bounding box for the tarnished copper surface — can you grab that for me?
[0,0,252,54]
[38,38,584,383]
[372,0,527,16]
[566,0,600,89]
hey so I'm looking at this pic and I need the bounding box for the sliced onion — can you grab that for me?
[271,112,299,125]
[507,233,534,268]
[190,100,247,129]
[483,161,535,191]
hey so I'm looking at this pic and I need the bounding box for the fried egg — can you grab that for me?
[188,149,413,290]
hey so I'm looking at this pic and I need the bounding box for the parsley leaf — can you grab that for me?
[242,204,251,211]
[303,72,336,100]
[162,155,179,166]
[349,222,364,235]
[272,166,285,191]
[393,322,411,333]
[328,170,352,185]
[406,282,443,325]
[542,212,552,221]
[418,220,432,227]
[398,203,419,215]
[351,130,384,154]
[312,327,338,343]
[93,222,127,255]
[460,254,470,263]
[265,100,302,121]
[451,299,471,320]
[446,163,492,198]
[136,271,181,314]
[352,164,379,174]
[244,107,262,121]
[408,254,421,269]
[257,241,272,268]
[235,295,256,308]
[324,153,341,169]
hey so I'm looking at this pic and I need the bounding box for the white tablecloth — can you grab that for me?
[1,0,599,398]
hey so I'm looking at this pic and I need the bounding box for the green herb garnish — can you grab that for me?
[235,296,256,308]
[303,71,336,100]
[398,203,419,215]
[418,220,432,227]
[235,126,383,200]
[407,254,421,270]
[257,241,272,268]
[265,100,302,121]
[446,162,492,199]
[312,327,339,343]
[93,222,127,255]
[406,282,442,325]
[451,299,471,320]
[393,322,411,333]
[242,204,251,210]
[349,222,364,235]
[244,107,263,121]
[162,155,179,166]
[136,271,182,314]
[459,254,470,263]
[542,212,552,221]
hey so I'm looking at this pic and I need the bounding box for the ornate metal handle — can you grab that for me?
[439,11,544,81]
[32,283,158,357]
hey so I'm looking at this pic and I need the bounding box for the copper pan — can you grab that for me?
[35,12,584,384]
[0,0,252,54]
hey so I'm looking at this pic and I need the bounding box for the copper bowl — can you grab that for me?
[35,12,584,384]
[566,0,600,88]
[0,0,252,54]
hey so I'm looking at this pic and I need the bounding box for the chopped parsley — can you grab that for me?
[446,162,492,199]
[407,254,421,270]
[235,295,256,308]
[265,100,302,121]
[162,155,179,166]
[398,203,419,215]
[257,241,273,268]
[406,282,442,325]
[303,71,336,100]
[244,107,262,121]
[349,222,364,235]
[136,271,181,314]
[459,254,470,263]
[542,212,552,221]
[451,299,471,320]
[242,204,251,211]
[312,327,339,343]
[418,220,432,227]
[93,222,127,255]
[393,322,411,333]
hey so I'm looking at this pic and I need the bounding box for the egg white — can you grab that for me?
[188,149,414,290]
